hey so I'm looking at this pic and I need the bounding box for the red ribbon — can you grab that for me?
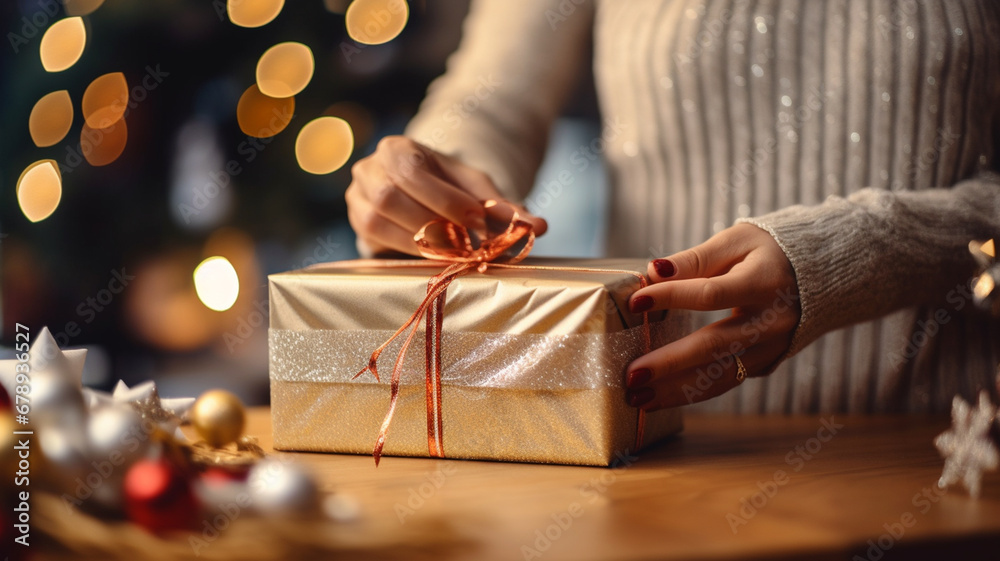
[354,202,535,465]
[354,202,650,465]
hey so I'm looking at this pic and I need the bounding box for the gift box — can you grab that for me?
[268,257,688,466]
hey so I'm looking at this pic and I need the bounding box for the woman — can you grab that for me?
[346,0,1000,413]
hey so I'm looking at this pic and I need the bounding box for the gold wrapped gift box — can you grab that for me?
[268,258,688,466]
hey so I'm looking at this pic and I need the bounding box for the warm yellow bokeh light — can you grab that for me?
[982,239,995,258]
[81,119,128,167]
[64,0,105,16]
[236,84,295,138]
[228,0,285,28]
[255,42,314,98]
[974,273,995,301]
[194,256,240,312]
[82,72,129,129]
[295,117,354,175]
[125,252,221,351]
[345,0,409,45]
[29,90,74,148]
[39,17,87,72]
[16,160,62,223]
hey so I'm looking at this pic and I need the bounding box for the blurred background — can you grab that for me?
[0,0,606,405]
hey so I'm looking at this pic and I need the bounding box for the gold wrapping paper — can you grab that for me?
[268,258,688,466]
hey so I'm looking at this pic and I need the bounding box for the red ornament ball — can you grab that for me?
[201,465,250,485]
[124,458,198,533]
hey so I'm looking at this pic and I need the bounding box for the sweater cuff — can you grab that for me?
[738,179,998,358]
[738,191,908,357]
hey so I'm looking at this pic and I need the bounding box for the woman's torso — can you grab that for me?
[591,0,1000,412]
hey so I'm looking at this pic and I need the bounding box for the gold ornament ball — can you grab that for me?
[191,390,246,447]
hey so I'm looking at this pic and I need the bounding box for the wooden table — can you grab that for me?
[241,408,999,560]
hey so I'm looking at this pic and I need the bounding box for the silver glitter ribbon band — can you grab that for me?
[270,319,683,391]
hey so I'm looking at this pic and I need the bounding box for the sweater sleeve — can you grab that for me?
[404,0,595,202]
[739,172,1000,357]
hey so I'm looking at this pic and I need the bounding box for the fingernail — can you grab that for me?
[626,387,655,407]
[627,368,652,388]
[630,295,654,313]
[653,259,676,278]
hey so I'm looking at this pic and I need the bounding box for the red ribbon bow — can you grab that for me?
[355,201,536,465]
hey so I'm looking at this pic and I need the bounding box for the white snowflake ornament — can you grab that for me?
[112,380,194,431]
[934,391,999,498]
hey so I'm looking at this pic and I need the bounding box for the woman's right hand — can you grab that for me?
[346,136,547,256]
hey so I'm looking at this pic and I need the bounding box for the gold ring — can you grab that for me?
[735,355,747,384]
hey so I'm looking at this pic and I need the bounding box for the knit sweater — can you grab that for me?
[405,0,1000,413]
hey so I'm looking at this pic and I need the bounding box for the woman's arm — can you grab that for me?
[347,0,595,255]
[405,0,595,201]
[625,173,1000,410]
[747,173,1000,357]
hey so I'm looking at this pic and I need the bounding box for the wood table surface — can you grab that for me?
[245,407,1000,561]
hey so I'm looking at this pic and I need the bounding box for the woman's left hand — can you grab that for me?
[624,223,801,409]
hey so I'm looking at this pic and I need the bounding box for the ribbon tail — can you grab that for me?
[634,308,651,452]
[370,270,465,466]
[373,308,426,466]
[634,410,647,451]
[425,289,446,458]
[353,304,430,383]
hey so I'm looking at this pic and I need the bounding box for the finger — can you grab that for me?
[625,342,781,410]
[431,151,504,201]
[624,316,751,379]
[629,267,763,312]
[377,140,487,229]
[431,151,549,236]
[648,229,748,283]
[483,200,549,236]
[351,164,441,232]
[346,195,420,255]
[626,367,738,410]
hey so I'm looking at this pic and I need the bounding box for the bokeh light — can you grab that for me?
[82,72,129,129]
[203,228,261,312]
[236,84,295,138]
[29,90,74,148]
[345,0,409,45]
[228,0,285,28]
[16,160,63,223]
[81,119,128,167]
[125,252,220,351]
[39,17,87,72]
[981,239,995,258]
[975,274,995,301]
[193,256,240,312]
[204,228,258,285]
[295,117,354,175]
[255,42,314,98]
[64,0,105,16]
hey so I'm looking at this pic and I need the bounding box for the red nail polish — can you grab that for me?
[627,387,655,407]
[653,259,676,278]
[627,368,652,388]
[630,295,654,313]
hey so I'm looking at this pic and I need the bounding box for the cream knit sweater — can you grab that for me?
[405,0,1000,413]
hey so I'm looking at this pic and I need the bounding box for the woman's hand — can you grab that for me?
[625,224,801,409]
[346,136,547,256]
